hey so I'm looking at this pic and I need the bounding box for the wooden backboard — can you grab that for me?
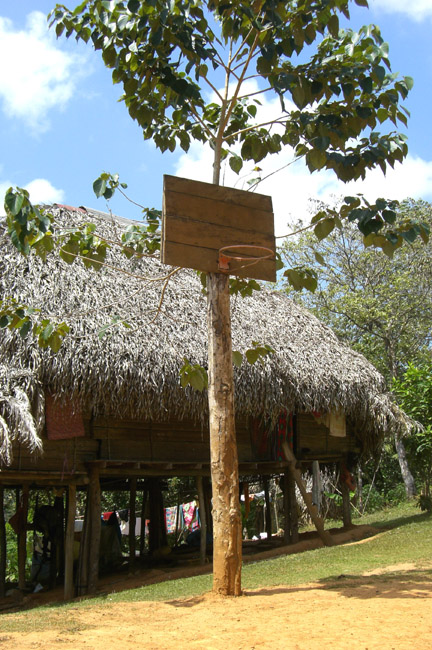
[161,175,276,282]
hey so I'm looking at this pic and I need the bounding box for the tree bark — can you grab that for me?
[207,272,242,596]
[394,433,417,498]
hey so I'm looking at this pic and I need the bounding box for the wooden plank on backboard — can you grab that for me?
[162,175,276,282]
[164,190,274,235]
[165,214,275,251]
[165,175,273,212]
[163,240,276,281]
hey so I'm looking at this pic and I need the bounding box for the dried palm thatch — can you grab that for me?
[0,205,411,465]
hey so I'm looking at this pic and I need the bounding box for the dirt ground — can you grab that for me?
[2,527,432,650]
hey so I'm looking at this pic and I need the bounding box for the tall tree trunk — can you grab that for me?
[394,433,417,498]
[207,271,242,596]
[385,339,417,498]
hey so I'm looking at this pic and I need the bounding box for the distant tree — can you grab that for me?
[393,363,432,502]
[282,198,432,496]
[3,0,429,594]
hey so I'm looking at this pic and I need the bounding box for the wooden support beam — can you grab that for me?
[88,467,101,594]
[283,469,299,544]
[263,476,272,538]
[0,471,89,486]
[64,484,76,600]
[196,476,207,565]
[129,478,137,571]
[282,442,334,547]
[148,478,167,554]
[139,488,147,557]
[312,461,322,514]
[18,484,29,591]
[0,486,6,598]
[340,463,353,528]
[77,487,90,596]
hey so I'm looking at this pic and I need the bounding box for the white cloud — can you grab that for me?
[0,178,65,216]
[175,78,432,237]
[24,178,65,205]
[0,11,87,133]
[176,144,432,237]
[370,0,432,21]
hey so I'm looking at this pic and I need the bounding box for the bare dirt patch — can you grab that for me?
[2,527,432,649]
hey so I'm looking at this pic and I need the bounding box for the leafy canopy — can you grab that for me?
[281,199,432,382]
[50,0,412,186]
[2,0,429,346]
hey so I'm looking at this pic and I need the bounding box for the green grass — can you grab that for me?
[2,501,431,634]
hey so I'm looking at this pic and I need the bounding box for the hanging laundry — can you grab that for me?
[182,500,197,529]
[165,506,178,534]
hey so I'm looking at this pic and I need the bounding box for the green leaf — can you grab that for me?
[314,218,335,241]
[93,177,107,198]
[4,190,24,217]
[229,155,243,174]
[307,149,327,171]
[291,84,305,108]
[19,320,32,339]
[232,351,243,367]
[245,348,260,365]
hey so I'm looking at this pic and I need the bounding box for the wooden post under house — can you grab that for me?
[64,484,76,600]
[17,484,29,591]
[129,478,137,570]
[87,467,101,594]
[196,475,207,565]
[0,486,6,598]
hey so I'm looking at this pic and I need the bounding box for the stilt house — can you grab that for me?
[0,205,409,597]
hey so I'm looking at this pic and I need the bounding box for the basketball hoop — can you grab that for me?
[218,245,274,274]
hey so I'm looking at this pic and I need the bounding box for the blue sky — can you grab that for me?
[1,1,432,235]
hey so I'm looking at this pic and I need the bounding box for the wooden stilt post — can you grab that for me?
[140,487,147,557]
[17,484,29,591]
[263,476,272,538]
[174,490,181,545]
[87,467,101,594]
[282,442,334,547]
[129,478,137,571]
[340,463,353,528]
[312,461,321,513]
[196,476,207,565]
[0,485,6,598]
[282,471,290,544]
[64,484,76,600]
[77,487,89,596]
[288,469,299,544]
[77,485,91,596]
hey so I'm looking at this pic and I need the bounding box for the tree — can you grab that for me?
[3,0,427,595]
[393,363,432,502]
[281,198,432,496]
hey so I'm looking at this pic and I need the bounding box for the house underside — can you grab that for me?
[0,407,358,600]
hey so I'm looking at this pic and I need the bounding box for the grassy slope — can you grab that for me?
[2,501,431,632]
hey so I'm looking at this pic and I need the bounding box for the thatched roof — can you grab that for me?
[0,205,410,465]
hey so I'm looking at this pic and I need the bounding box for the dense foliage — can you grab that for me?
[393,363,432,502]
